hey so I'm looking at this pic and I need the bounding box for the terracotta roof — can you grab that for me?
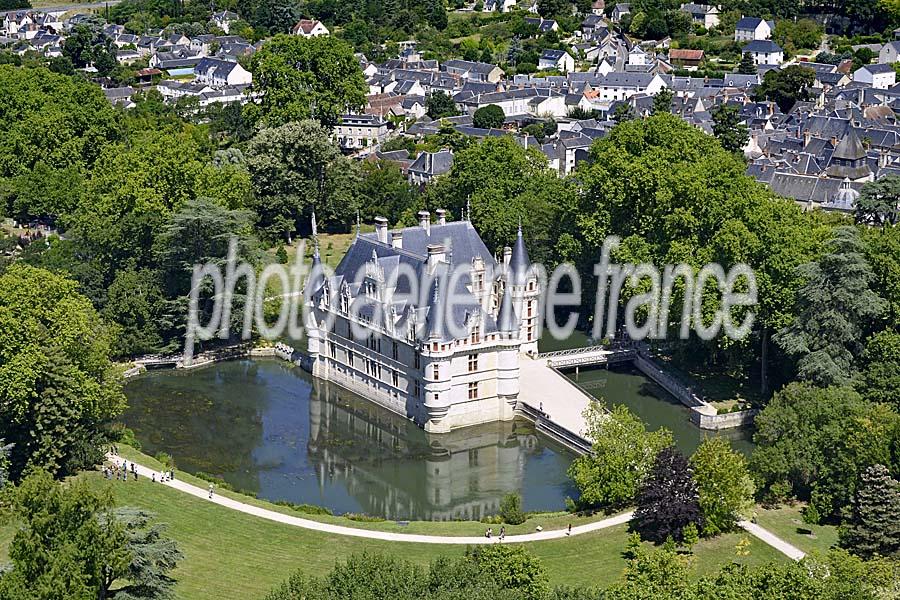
[669,49,704,61]
[293,19,321,34]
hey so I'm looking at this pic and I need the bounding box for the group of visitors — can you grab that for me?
[484,526,506,541]
[104,460,137,481]
[152,469,176,483]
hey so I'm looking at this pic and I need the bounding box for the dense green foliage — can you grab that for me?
[246,34,367,128]
[690,437,755,536]
[0,265,125,481]
[839,464,900,558]
[754,65,815,113]
[750,383,900,519]
[500,492,526,525]
[473,104,506,129]
[0,470,181,599]
[774,226,886,387]
[568,403,672,508]
[711,103,749,153]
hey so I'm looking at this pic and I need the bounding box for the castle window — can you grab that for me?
[527,301,533,318]
[432,364,440,380]
[527,325,534,341]
[392,341,398,360]
[392,370,399,387]
[468,381,478,400]
[471,325,480,344]
[329,342,336,358]
[473,272,484,293]
[414,379,420,398]
[468,354,478,372]
[347,350,354,367]
[414,352,421,370]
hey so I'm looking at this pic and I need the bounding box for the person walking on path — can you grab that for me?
[567,523,572,536]
[208,484,214,500]
[499,527,505,542]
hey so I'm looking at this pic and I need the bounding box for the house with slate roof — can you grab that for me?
[734,17,773,42]
[303,210,541,432]
[742,40,783,65]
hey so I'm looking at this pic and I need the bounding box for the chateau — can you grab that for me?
[304,210,540,433]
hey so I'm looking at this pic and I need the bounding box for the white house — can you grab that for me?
[538,49,575,73]
[854,63,897,89]
[211,10,239,34]
[679,3,719,29]
[334,114,389,150]
[611,3,631,22]
[742,40,783,65]
[484,0,517,12]
[193,57,252,87]
[734,17,773,42]
[292,19,329,37]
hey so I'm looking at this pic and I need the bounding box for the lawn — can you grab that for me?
[0,460,787,600]
[754,504,840,556]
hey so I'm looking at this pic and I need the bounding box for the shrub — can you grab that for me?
[500,492,526,525]
[345,513,386,522]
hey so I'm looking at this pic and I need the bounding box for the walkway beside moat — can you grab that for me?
[107,454,807,560]
[517,354,601,454]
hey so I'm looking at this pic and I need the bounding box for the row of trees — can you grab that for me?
[264,546,899,600]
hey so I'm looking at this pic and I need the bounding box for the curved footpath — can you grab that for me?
[109,455,805,558]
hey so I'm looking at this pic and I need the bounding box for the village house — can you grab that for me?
[854,63,896,89]
[292,19,329,37]
[408,150,453,186]
[679,3,720,28]
[442,59,504,83]
[538,49,575,73]
[334,114,389,151]
[742,40,783,65]
[734,17,773,42]
[211,10,239,34]
[193,57,252,88]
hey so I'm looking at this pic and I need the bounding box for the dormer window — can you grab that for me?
[471,324,481,344]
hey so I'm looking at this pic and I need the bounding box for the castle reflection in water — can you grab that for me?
[306,378,558,521]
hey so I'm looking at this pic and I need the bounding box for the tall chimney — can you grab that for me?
[503,246,512,266]
[374,216,388,243]
[418,210,430,234]
[435,209,447,225]
[391,231,403,249]
[427,244,445,273]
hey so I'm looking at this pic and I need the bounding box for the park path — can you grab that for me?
[108,455,805,558]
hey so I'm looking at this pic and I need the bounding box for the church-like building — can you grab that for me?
[303,210,540,433]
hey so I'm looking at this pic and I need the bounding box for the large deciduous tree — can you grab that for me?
[755,65,815,113]
[422,135,573,266]
[751,382,900,519]
[246,34,367,128]
[839,464,900,559]
[245,120,360,241]
[633,446,703,543]
[473,104,505,129]
[856,329,900,410]
[690,437,755,536]
[0,265,125,480]
[568,402,673,508]
[425,90,459,119]
[774,226,886,387]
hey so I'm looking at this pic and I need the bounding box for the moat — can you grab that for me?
[123,358,753,520]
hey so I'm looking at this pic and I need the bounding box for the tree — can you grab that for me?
[633,446,703,543]
[755,65,815,113]
[421,136,574,265]
[359,160,419,225]
[0,470,181,600]
[773,19,823,54]
[839,464,900,559]
[426,90,459,119]
[751,382,900,518]
[101,269,170,357]
[857,329,900,410]
[48,55,75,75]
[651,88,673,115]
[711,103,749,153]
[246,34,367,128]
[473,104,505,129]
[62,24,97,68]
[465,545,548,598]
[690,437,754,536]
[0,265,125,481]
[568,402,673,508]
[0,0,30,8]
[774,226,886,387]
[500,492,526,525]
[0,438,9,490]
[245,120,360,240]
[737,52,757,75]
[537,0,570,18]
[856,175,900,228]
[612,101,636,123]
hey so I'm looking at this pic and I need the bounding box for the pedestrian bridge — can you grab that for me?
[536,345,637,369]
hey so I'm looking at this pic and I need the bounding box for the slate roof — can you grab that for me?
[743,40,782,53]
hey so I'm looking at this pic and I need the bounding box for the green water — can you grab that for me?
[122,355,754,520]
[123,360,577,521]
[565,364,755,456]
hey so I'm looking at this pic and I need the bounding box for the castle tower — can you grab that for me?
[496,287,521,420]
[508,224,541,355]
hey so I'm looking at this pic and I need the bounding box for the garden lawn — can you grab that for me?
[754,504,840,556]
[0,465,782,600]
